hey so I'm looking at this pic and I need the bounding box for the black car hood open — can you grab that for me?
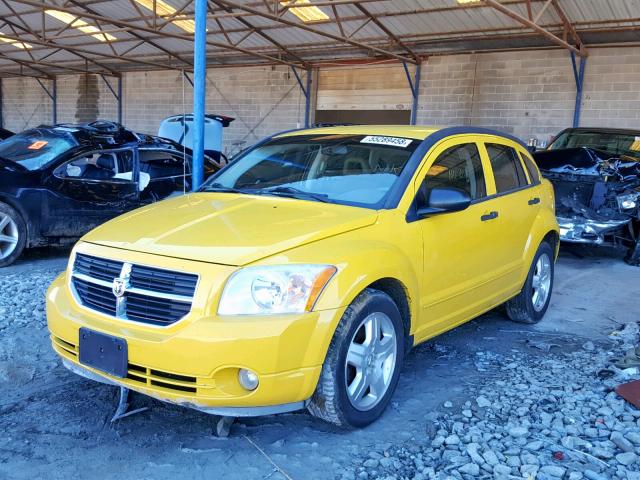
[534,147,640,180]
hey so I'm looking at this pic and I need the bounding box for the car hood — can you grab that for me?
[534,147,640,180]
[82,193,378,266]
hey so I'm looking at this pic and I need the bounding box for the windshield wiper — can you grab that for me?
[202,182,252,194]
[256,186,330,203]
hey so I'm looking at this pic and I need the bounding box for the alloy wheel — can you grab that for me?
[0,213,19,260]
[531,253,551,312]
[344,311,397,411]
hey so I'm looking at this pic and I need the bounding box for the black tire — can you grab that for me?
[0,202,26,268]
[307,288,405,428]
[505,241,554,324]
[624,239,640,267]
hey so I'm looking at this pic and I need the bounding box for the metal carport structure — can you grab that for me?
[0,0,639,188]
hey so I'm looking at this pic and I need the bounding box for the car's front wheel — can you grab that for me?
[0,202,26,268]
[308,288,404,428]
[505,241,554,323]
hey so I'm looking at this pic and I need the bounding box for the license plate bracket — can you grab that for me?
[78,328,128,378]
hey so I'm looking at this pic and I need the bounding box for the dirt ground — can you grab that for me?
[0,245,638,480]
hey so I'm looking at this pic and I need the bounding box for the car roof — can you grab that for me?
[275,125,527,148]
[561,127,640,136]
[276,125,442,140]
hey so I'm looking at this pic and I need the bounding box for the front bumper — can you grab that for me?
[47,249,344,414]
[558,215,631,245]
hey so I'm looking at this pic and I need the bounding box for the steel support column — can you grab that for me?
[100,74,123,124]
[570,52,587,128]
[35,77,57,124]
[52,78,57,124]
[117,76,123,125]
[403,62,421,125]
[291,67,311,128]
[192,0,207,191]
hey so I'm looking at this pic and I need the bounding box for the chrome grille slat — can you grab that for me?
[70,254,198,327]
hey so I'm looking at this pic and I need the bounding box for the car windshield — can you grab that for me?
[0,129,78,170]
[549,130,640,161]
[202,134,420,208]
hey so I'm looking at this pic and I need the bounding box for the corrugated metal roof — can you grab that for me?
[0,0,638,77]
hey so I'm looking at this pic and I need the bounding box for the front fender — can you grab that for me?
[259,228,421,335]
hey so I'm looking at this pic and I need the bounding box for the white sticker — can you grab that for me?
[360,135,413,148]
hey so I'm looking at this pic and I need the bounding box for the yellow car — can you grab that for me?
[47,125,559,427]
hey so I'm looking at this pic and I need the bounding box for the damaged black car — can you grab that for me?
[0,121,222,267]
[534,128,640,265]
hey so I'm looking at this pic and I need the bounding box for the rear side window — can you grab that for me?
[486,144,528,193]
[519,152,540,184]
[423,143,486,200]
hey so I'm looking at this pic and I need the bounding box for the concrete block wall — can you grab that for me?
[123,65,306,156]
[417,49,576,142]
[2,77,52,132]
[580,48,640,129]
[416,46,640,143]
[1,46,639,149]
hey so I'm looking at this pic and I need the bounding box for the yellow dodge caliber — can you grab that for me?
[47,125,559,427]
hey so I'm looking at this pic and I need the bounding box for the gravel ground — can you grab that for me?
[0,246,639,480]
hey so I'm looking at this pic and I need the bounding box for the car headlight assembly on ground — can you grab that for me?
[218,264,337,315]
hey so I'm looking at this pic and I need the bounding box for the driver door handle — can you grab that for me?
[528,197,541,205]
[481,211,499,221]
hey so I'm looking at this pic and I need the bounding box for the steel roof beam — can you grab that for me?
[478,0,584,56]
[353,2,420,62]
[214,0,418,64]
[9,0,301,67]
[551,0,585,53]
[210,0,308,65]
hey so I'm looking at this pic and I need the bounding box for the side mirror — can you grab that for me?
[416,187,472,219]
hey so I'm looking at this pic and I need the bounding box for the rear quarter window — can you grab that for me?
[518,151,540,184]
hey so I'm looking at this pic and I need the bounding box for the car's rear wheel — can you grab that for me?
[0,202,26,268]
[505,241,554,324]
[308,288,404,428]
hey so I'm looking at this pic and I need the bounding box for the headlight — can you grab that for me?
[218,265,337,315]
[617,192,640,211]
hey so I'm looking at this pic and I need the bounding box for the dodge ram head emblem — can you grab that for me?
[112,277,127,298]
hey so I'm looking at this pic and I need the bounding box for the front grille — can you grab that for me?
[71,254,198,327]
[72,276,117,315]
[130,265,198,296]
[126,292,192,326]
[75,253,123,282]
[52,336,198,394]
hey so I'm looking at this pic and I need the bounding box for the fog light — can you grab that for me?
[238,369,259,391]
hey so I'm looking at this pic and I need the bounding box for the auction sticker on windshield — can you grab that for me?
[361,136,413,148]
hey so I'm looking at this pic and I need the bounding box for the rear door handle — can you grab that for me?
[528,197,541,205]
[481,211,498,221]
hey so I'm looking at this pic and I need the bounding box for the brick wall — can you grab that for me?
[416,46,640,144]
[416,49,576,143]
[123,65,306,156]
[1,47,639,149]
[580,48,640,129]
[2,77,52,132]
